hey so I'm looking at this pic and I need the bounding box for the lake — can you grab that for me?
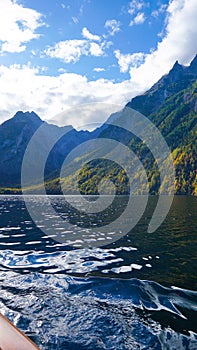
[0,195,196,349]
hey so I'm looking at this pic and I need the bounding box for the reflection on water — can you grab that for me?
[0,195,196,288]
[0,195,196,349]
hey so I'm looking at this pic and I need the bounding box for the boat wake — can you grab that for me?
[0,272,196,349]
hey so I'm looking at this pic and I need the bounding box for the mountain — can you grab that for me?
[125,54,197,194]
[75,54,196,195]
[0,111,42,186]
[0,111,92,187]
[0,55,196,194]
[126,54,197,117]
[75,54,197,195]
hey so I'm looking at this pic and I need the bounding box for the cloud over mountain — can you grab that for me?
[0,0,196,128]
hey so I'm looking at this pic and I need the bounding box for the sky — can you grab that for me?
[0,0,197,129]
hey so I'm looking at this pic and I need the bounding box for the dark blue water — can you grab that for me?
[0,195,196,349]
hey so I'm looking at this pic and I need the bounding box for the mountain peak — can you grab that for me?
[13,111,42,123]
[173,60,181,67]
[169,59,183,77]
[189,54,197,72]
[126,55,197,117]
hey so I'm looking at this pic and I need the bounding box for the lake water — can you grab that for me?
[0,195,196,349]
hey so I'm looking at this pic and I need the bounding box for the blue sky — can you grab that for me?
[0,0,196,128]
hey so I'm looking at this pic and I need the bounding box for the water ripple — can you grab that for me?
[0,272,196,350]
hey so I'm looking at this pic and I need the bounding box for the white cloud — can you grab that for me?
[0,64,138,128]
[105,19,121,36]
[93,67,105,72]
[0,0,196,130]
[72,17,79,24]
[128,0,145,15]
[58,68,67,73]
[0,0,44,53]
[129,12,145,26]
[45,40,89,63]
[45,39,106,63]
[115,51,146,73]
[82,27,100,41]
[89,42,104,56]
[128,0,197,90]
[44,33,112,63]
[151,4,168,18]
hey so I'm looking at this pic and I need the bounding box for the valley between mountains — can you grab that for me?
[0,55,196,195]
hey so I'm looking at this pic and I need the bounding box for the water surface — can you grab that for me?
[0,195,196,349]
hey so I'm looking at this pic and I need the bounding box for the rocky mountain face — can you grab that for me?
[0,55,196,194]
[125,55,197,194]
[127,54,197,117]
[0,111,92,186]
[0,111,42,186]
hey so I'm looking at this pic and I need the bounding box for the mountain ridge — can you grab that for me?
[0,54,196,194]
[126,54,197,116]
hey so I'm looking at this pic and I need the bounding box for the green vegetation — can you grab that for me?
[0,63,196,195]
[46,79,197,196]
